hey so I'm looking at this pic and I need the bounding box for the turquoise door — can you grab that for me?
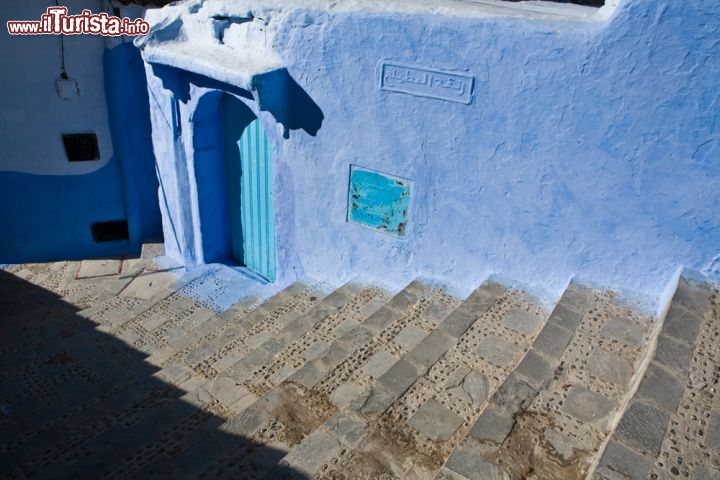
[223,95,276,281]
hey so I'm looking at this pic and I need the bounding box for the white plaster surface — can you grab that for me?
[0,1,117,175]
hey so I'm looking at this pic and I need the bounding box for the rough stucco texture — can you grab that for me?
[146,0,719,313]
[267,0,719,308]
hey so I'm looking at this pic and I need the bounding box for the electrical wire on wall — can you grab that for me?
[55,0,69,80]
[53,0,81,99]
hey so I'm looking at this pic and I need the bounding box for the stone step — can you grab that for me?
[275,279,549,479]
[117,413,295,480]
[151,281,329,381]
[97,264,272,356]
[109,296,217,355]
[0,256,322,479]
[288,279,443,394]
[272,280,455,477]
[0,372,165,455]
[126,280,395,479]
[215,280,388,390]
[438,281,656,480]
[184,280,423,478]
[152,279,364,391]
[154,279,385,404]
[0,262,79,323]
[593,276,720,480]
[0,300,81,348]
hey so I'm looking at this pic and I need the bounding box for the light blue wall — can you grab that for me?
[144,0,719,313]
[271,0,719,311]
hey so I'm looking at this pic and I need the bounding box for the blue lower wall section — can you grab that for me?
[0,165,131,263]
[104,42,163,247]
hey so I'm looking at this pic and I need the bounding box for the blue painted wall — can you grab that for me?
[140,0,719,313]
[104,41,163,251]
[0,167,127,262]
[0,2,161,263]
[273,0,720,311]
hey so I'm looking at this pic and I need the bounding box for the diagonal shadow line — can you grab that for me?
[0,269,308,479]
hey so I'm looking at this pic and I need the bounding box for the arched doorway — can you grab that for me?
[193,91,276,281]
[223,94,276,281]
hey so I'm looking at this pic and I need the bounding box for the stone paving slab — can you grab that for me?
[329,382,371,410]
[600,314,646,347]
[468,406,514,444]
[547,302,584,331]
[635,361,685,412]
[279,425,341,475]
[662,302,704,345]
[559,282,594,312]
[77,258,123,279]
[708,413,720,453]
[445,370,489,408]
[443,445,504,480]
[585,347,634,387]
[439,308,478,339]
[362,349,399,378]
[408,399,464,442]
[560,384,616,428]
[200,375,252,406]
[672,277,712,314]
[408,330,457,368]
[140,242,165,260]
[384,281,425,312]
[475,334,522,367]
[421,300,456,326]
[120,270,177,300]
[514,348,554,390]
[394,324,429,350]
[533,321,574,358]
[653,332,694,375]
[326,411,367,448]
[362,305,397,332]
[502,307,544,334]
[594,439,654,480]
[614,400,669,456]
[361,358,426,414]
[490,373,537,414]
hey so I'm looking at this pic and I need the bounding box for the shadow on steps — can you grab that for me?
[0,269,308,480]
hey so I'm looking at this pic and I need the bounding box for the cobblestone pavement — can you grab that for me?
[0,250,718,479]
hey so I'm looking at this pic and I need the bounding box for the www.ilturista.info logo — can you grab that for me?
[7,7,150,36]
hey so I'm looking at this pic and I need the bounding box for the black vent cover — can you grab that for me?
[63,133,100,162]
[91,221,129,243]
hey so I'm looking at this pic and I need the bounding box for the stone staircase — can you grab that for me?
[0,249,718,480]
[592,277,720,480]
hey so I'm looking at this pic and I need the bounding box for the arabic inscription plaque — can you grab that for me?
[379,61,474,105]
